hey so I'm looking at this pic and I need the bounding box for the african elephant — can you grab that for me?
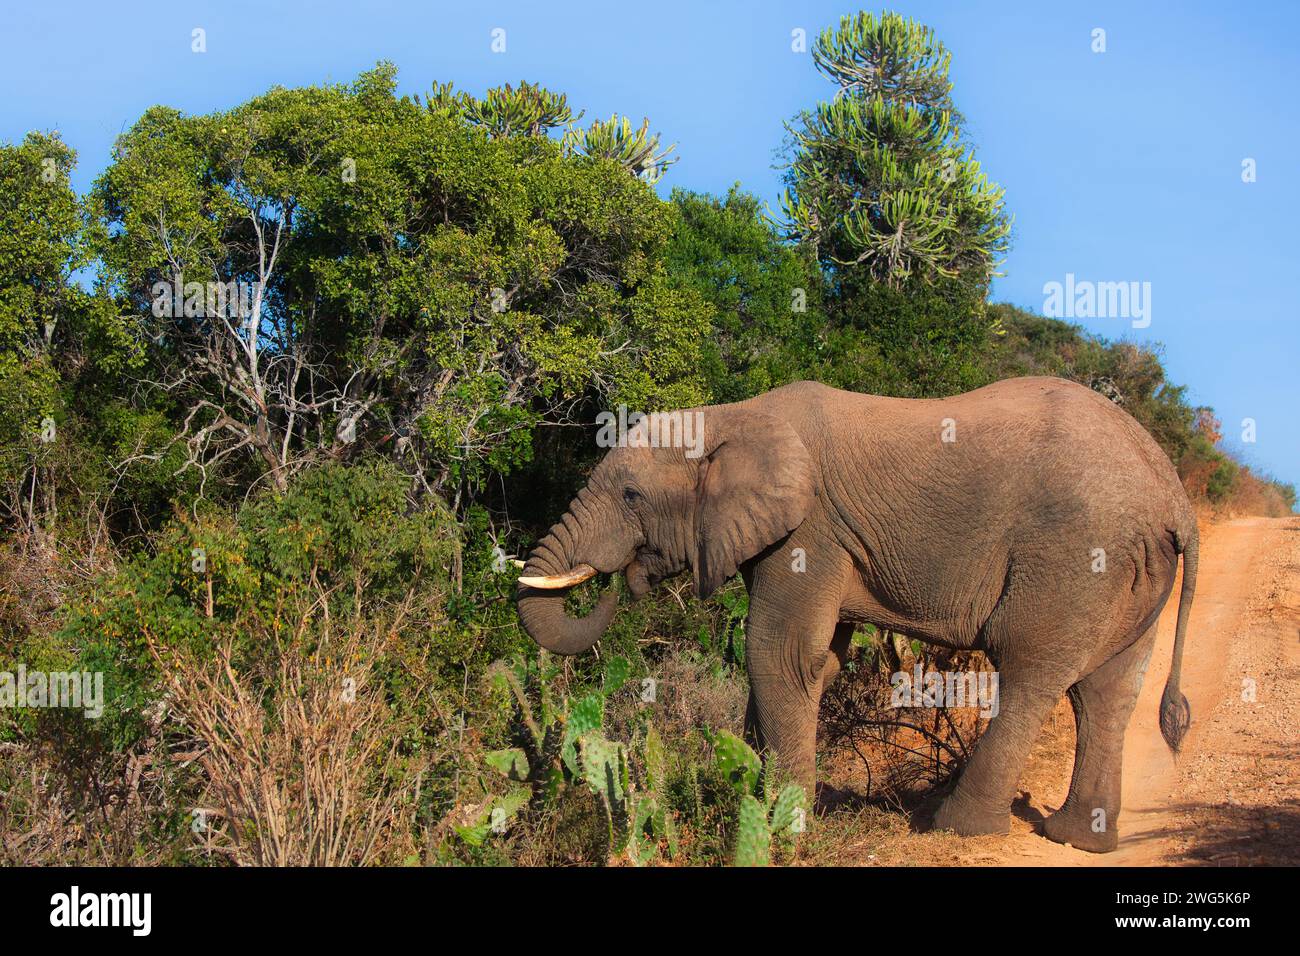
[516,377,1198,852]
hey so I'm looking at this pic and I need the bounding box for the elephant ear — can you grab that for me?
[692,407,815,599]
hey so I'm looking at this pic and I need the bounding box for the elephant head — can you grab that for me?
[517,405,816,655]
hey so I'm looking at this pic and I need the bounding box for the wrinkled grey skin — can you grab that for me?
[518,377,1198,852]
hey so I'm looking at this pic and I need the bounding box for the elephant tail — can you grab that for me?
[1159,525,1198,754]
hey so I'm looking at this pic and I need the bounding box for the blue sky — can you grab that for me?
[3,0,1297,491]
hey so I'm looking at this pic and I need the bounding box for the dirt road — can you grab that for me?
[1002,515,1300,866]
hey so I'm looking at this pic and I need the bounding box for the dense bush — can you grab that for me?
[1,457,770,865]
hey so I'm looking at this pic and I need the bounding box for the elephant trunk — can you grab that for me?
[516,512,620,656]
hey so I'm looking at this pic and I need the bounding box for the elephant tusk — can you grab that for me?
[517,563,598,589]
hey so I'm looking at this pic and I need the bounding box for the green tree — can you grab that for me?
[780,11,1010,292]
[563,115,677,185]
[0,133,81,529]
[89,65,712,506]
[774,12,1013,400]
[0,133,150,538]
[665,187,822,402]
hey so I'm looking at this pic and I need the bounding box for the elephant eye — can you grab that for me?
[622,486,642,505]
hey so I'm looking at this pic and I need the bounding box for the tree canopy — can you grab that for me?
[89,65,712,503]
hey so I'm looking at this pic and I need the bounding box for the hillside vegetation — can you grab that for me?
[0,13,1291,865]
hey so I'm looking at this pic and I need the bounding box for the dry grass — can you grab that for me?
[0,535,172,866]
[648,650,748,741]
[819,642,990,808]
[148,617,422,867]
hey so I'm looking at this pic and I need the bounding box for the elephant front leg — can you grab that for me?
[742,564,846,794]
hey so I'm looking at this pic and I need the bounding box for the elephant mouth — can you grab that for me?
[625,556,654,597]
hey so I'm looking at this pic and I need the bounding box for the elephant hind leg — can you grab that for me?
[1042,624,1156,853]
[932,657,1068,837]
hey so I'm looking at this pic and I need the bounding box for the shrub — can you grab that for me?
[150,618,423,866]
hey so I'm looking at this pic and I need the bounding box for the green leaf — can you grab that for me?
[711,729,761,798]
[484,748,529,781]
[696,626,711,651]
[454,788,529,847]
[453,820,492,847]
[602,655,631,696]
[496,787,531,817]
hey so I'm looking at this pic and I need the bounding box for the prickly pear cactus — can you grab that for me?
[769,784,808,838]
[486,654,673,862]
[561,656,632,775]
[577,732,630,852]
[602,656,632,695]
[579,733,628,806]
[629,798,660,865]
[733,794,772,866]
[708,731,809,865]
[562,693,605,775]
[484,748,529,781]
[642,723,667,794]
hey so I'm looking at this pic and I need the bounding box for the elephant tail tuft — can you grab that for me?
[1159,524,1198,754]
[1159,686,1191,755]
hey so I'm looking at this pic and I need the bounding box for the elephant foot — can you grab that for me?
[932,793,1010,837]
[1042,806,1119,853]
